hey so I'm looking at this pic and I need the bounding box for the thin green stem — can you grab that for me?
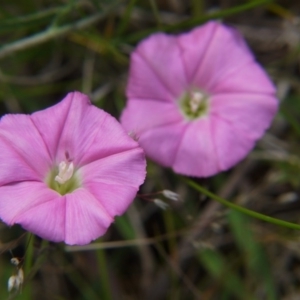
[0,7,60,26]
[96,248,111,300]
[22,234,34,299]
[24,234,34,272]
[48,0,77,29]
[124,0,275,43]
[184,178,300,230]
[0,1,121,59]
[116,0,138,36]
[171,0,274,30]
[0,1,90,33]
[149,0,162,28]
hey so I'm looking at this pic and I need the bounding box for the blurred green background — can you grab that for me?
[1,0,300,299]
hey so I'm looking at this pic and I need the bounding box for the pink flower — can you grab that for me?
[121,21,278,177]
[0,92,146,245]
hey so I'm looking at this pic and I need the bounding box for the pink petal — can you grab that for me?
[211,116,254,170]
[0,115,52,185]
[16,197,66,242]
[121,21,278,177]
[85,182,138,217]
[0,92,147,244]
[127,33,187,101]
[213,61,276,94]
[32,91,141,167]
[174,114,258,177]
[0,182,65,242]
[80,148,146,188]
[179,21,255,92]
[120,99,183,135]
[178,21,220,83]
[75,106,144,167]
[32,92,98,165]
[0,181,116,245]
[65,188,113,245]
[173,119,220,177]
[210,93,278,139]
[31,94,73,162]
[138,122,187,168]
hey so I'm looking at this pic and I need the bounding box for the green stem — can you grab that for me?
[116,0,137,36]
[149,0,162,28]
[170,0,274,30]
[124,0,275,43]
[0,1,121,59]
[185,178,300,230]
[24,234,34,272]
[96,248,111,300]
[1,7,59,22]
[22,234,34,299]
[48,0,77,29]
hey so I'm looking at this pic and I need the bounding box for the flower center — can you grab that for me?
[180,89,209,120]
[46,152,81,195]
[55,161,74,184]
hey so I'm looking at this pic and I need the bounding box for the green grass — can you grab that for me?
[1,0,300,299]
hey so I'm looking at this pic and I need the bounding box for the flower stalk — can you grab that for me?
[184,178,300,230]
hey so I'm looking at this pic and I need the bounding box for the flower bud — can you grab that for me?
[153,198,169,210]
[162,190,180,201]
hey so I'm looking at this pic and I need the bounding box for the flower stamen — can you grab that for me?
[189,91,204,113]
[180,89,209,120]
[55,161,74,184]
[47,152,80,195]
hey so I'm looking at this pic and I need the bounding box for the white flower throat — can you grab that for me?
[180,89,209,120]
[46,151,80,195]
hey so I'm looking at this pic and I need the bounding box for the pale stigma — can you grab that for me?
[55,161,74,184]
[189,91,204,113]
